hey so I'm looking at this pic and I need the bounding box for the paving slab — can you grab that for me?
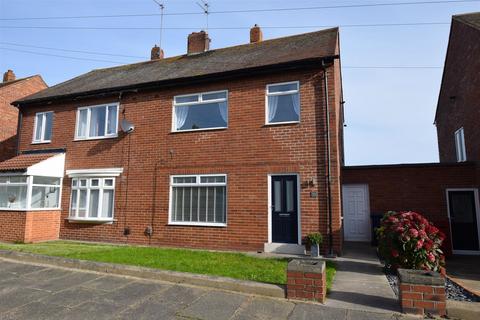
[232,296,295,320]
[179,290,248,320]
[288,303,347,320]
[80,275,133,292]
[0,301,66,320]
[28,271,100,292]
[98,280,169,306]
[0,287,50,313]
[39,286,107,307]
[56,300,123,320]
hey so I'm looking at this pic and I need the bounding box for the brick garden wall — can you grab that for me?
[342,162,480,254]
[0,76,47,161]
[17,65,344,253]
[436,18,480,162]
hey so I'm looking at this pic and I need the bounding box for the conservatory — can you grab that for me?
[0,152,65,243]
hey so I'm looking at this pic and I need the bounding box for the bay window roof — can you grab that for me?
[0,153,65,177]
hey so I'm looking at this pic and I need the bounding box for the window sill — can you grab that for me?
[67,218,116,224]
[171,127,227,134]
[31,141,51,145]
[264,121,300,127]
[73,135,118,142]
[168,222,227,228]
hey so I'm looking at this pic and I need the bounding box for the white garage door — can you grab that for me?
[342,184,370,242]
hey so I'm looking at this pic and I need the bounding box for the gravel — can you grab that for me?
[385,272,480,302]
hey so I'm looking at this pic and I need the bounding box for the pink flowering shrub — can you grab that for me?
[377,211,445,272]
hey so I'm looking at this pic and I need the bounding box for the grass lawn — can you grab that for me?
[0,241,335,288]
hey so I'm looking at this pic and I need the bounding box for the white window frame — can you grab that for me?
[0,175,62,211]
[69,177,116,222]
[32,111,53,144]
[172,90,228,133]
[168,174,227,227]
[455,127,466,162]
[265,81,300,125]
[75,103,119,140]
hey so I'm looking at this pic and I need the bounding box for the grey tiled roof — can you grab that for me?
[15,28,339,105]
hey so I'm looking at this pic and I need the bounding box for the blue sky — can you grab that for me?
[1,0,479,165]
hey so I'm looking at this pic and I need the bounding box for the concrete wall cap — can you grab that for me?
[287,259,325,273]
[398,268,444,286]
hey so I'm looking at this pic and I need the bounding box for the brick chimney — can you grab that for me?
[151,45,164,60]
[250,24,263,43]
[187,31,210,55]
[3,69,16,82]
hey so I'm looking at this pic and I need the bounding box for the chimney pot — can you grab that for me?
[3,69,16,83]
[250,24,263,43]
[151,45,164,60]
[187,31,210,55]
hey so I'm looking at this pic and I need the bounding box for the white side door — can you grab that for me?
[342,184,370,242]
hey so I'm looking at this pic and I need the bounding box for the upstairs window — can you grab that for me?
[455,127,466,162]
[169,174,227,226]
[69,177,115,221]
[266,81,300,124]
[173,91,228,132]
[33,111,53,143]
[76,103,119,140]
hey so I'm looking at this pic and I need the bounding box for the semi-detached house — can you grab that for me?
[0,26,345,254]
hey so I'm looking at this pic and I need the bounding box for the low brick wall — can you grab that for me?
[398,268,446,316]
[287,259,326,303]
[0,210,61,243]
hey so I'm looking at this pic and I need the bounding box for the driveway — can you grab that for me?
[0,258,410,320]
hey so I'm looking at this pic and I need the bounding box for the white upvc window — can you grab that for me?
[0,175,61,210]
[455,127,466,162]
[69,177,115,221]
[169,174,227,226]
[172,90,228,132]
[75,103,119,140]
[33,111,53,143]
[266,81,300,124]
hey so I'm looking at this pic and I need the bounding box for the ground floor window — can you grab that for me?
[170,174,227,226]
[69,177,115,221]
[0,176,61,210]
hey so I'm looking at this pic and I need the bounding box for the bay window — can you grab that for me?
[75,103,119,140]
[173,91,228,132]
[69,177,115,221]
[266,81,300,124]
[0,176,61,210]
[169,174,227,226]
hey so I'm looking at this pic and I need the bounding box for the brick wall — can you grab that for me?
[436,18,480,162]
[342,162,480,254]
[0,210,60,243]
[0,76,47,161]
[17,66,344,253]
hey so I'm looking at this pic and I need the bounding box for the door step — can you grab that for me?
[264,243,305,254]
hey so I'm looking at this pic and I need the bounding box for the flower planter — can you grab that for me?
[310,244,320,258]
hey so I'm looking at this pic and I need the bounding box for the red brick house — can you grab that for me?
[342,12,480,255]
[0,70,47,162]
[436,12,480,163]
[0,27,345,254]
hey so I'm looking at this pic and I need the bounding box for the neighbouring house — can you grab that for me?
[0,26,345,254]
[342,12,480,256]
[436,12,480,163]
[0,70,47,162]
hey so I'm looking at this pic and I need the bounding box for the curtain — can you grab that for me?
[291,93,300,117]
[218,101,228,124]
[35,114,43,141]
[175,106,189,130]
[107,105,117,134]
[78,109,88,137]
[268,96,279,122]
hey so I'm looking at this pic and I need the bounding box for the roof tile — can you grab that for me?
[0,153,59,172]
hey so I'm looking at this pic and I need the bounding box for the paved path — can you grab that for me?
[325,242,400,314]
[0,258,412,320]
[447,255,480,296]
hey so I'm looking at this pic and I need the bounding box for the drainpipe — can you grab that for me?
[322,61,336,258]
